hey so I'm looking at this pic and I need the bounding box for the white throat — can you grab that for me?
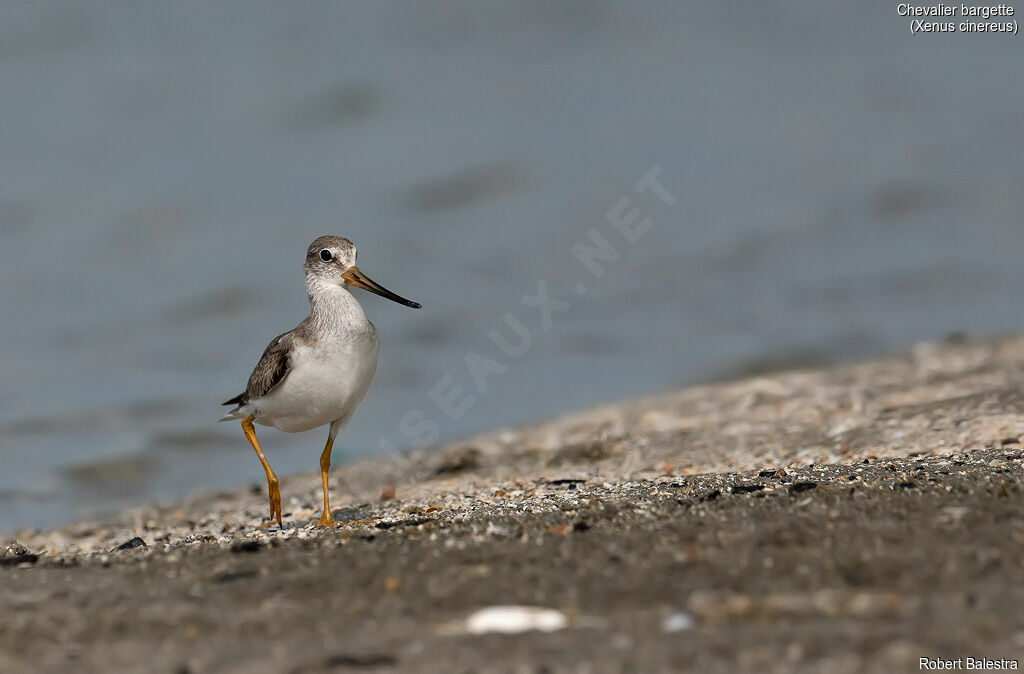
[305,274,371,335]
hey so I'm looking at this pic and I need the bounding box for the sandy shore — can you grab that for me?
[4,335,1024,673]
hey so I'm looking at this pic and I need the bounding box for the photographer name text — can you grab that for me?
[920,657,1019,670]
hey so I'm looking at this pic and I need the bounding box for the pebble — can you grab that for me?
[662,612,695,632]
[0,541,39,567]
[230,540,264,553]
[464,606,568,634]
[112,537,147,551]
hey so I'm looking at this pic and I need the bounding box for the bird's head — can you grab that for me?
[305,235,421,309]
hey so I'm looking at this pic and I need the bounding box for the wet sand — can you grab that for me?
[4,335,1024,673]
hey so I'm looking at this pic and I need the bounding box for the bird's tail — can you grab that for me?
[218,393,249,422]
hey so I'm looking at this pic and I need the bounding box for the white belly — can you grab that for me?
[254,335,379,433]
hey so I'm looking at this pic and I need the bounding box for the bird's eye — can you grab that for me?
[319,249,332,262]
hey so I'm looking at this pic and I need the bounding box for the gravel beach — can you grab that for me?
[4,335,1024,673]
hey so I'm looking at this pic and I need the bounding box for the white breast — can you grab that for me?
[254,331,379,433]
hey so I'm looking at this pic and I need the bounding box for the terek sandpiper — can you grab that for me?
[221,235,421,527]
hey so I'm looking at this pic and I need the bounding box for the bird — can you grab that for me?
[220,235,421,527]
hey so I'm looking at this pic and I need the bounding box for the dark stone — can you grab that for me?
[698,489,721,502]
[0,553,39,567]
[334,505,373,524]
[112,537,147,551]
[730,484,765,494]
[789,482,817,494]
[546,478,588,486]
[323,653,397,668]
[572,520,590,532]
[896,481,916,489]
[230,540,264,553]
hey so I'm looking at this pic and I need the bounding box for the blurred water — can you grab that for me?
[2,1,1023,531]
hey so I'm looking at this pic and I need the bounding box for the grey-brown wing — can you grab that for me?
[244,330,296,401]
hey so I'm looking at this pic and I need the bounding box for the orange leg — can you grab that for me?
[316,434,336,527]
[242,416,282,527]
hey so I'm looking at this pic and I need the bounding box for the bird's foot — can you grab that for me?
[267,480,283,526]
[315,511,336,528]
